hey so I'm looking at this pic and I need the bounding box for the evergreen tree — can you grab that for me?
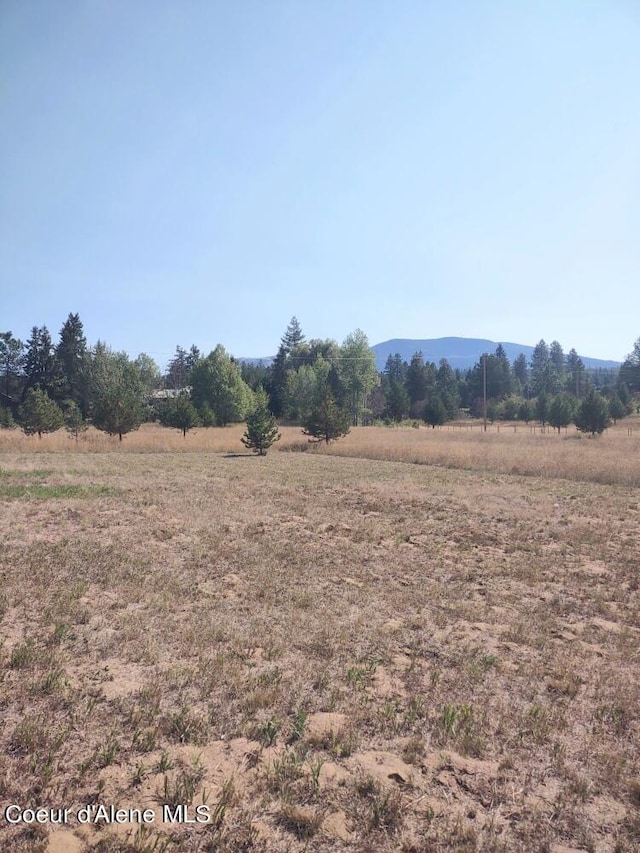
[608,393,626,424]
[566,348,586,398]
[240,361,270,392]
[574,390,610,436]
[615,381,633,415]
[198,403,216,427]
[549,340,566,388]
[436,359,459,418]
[618,337,640,393]
[281,316,305,352]
[548,394,576,433]
[55,313,88,410]
[466,353,512,406]
[165,346,189,389]
[22,326,56,400]
[20,388,64,438]
[0,405,16,429]
[512,353,529,397]
[0,332,24,401]
[530,340,557,396]
[518,398,537,423]
[268,347,289,418]
[160,392,200,437]
[302,390,351,444]
[165,345,200,389]
[241,389,281,455]
[63,400,88,441]
[406,352,428,407]
[383,353,406,384]
[536,391,550,426]
[424,394,448,428]
[384,380,409,422]
[90,347,145,441]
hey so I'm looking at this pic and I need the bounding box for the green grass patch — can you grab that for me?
[0,483,120,500]
[0,468,55,479]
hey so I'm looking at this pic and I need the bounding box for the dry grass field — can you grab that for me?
[1,422,639,852]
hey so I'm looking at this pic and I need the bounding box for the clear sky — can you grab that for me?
[2,1,639,365]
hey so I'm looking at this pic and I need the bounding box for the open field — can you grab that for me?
[1,417,640,487]
[1,426,639,851]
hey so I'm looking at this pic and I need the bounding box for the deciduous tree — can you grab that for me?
[338,329,378,426]
[191,345,253,426]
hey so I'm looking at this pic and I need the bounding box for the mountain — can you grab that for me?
[239,338,621,373]
[237,356,275,367]
[371,338,621,373]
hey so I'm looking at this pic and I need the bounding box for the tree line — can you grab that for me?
[1,314,639,442]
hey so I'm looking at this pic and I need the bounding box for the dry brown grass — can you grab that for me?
[2,416,639,487]
[1,423,639,851]
[320,418,640,487]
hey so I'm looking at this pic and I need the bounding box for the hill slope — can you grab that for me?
[371,337,621,372]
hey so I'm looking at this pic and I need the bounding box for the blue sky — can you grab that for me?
[1,1,639,366]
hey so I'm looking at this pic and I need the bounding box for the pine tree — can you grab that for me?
[607,394,626,425]
[530,340,556,396]
[406,352,428,406]
[55,313,88,409]
[22,326,56,400]
[0,332,24,401]
[281,316,305,352]
[424,394,448,428]
[548,394,576,433]
[384,380,409,422]
[436,359,459,418]
[90,348,145,441]
[241,390,280,455]
[302,390,351,444]
[566,348,586,397]
[512,353,529,396]
[63,400,88,441]
[165,345,200,389]
[549,340,566,389]
[384,353,406,384]
[618,337,640,393]
[536,391,550,426]
[20,388,64,438]
[574,390,610,436]
[160,392,200,437]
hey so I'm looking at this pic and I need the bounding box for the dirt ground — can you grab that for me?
[0,438,639,851]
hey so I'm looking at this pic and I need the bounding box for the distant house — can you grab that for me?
[150,387,191,401]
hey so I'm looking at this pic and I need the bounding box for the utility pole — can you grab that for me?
[483,354,487,432]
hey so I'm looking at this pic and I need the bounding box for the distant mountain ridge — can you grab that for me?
[238,337,621,373]
[370,338,621,373]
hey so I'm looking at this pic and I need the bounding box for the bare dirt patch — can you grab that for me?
[1,439,639,851]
